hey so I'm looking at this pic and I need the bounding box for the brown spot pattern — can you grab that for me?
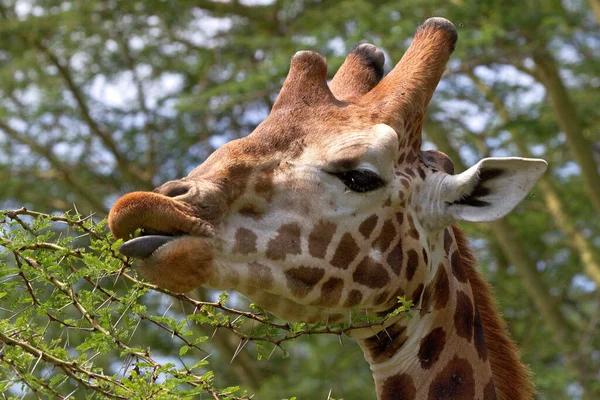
[330,233,360,270]
[444,228,453,254]
[433,266,450,310]
[387,241,403,275]
[451,250,468,283]
[427,356,475,400]
[373,220,396,252]
[420,283,433,317]
[266,223,302,261]
[397,152,406,165]
[248,262,273,289]
[359,214,378,238]
[474,304,488,361]
[380,373,416,400]
[405,249,419,281]
[395,212,404,226]
[232,228,257,254]
[483,378,497,400]
[418,327,446,369]
[284,266,324,298]
[362,322,408,363]
[344,289,363,307]
[407,215,420,240]
[226,164,253,201]
[255,167,274,200]
[418,265,449,315]
[308,220,337,259]
[315,277,344,306]
[238,204,262,220]
[377,288,406,317]
[353,256,390,288]
[374,290,390,306]
[454,290,474,342]
[410,283,424,303]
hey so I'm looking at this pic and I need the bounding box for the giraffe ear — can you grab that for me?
[440,157,547,223]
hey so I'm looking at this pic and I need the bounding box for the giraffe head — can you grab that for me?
[108,18,546,325]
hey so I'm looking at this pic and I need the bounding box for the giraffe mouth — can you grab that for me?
[119,231,181,259]
[108,191,215,260]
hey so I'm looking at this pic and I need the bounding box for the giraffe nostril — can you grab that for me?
[165,186,189,197]
[155,181,192,198]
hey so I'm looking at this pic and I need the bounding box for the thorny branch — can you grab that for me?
[0,209,248,399]
[0,353,68,400]
[0,208,413,398]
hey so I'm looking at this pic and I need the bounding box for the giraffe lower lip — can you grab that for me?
[119,235,178,259]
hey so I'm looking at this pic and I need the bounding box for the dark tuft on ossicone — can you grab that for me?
[351,43,385,80]
[418,17,458,53]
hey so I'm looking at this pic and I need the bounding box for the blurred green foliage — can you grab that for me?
[1,0,599,399]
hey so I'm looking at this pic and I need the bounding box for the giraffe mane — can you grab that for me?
[452,225,535,400]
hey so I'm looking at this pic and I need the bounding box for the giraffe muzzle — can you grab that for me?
[108,191,217,292]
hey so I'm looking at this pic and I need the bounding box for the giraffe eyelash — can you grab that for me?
[329,169,386,193]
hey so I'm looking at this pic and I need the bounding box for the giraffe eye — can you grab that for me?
[331,170,385,193]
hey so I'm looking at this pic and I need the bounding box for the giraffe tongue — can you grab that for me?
[119,235,178,259]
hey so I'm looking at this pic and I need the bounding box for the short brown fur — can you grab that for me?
[452,226,534,399]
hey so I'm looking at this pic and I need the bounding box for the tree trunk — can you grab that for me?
[536,178,600,286]
[533,51,600,213]
[586,0,600,24]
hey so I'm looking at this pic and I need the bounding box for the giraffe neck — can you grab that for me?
[356,228,496,400]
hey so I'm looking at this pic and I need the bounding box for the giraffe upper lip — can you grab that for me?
[108,191,215,243]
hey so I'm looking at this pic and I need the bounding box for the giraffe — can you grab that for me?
[108,18,547,399]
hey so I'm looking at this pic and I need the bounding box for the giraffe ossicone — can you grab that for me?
[109,17,545,400]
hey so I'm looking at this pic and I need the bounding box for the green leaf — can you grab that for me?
[179,345,189,356]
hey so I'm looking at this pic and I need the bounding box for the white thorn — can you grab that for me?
[267,345,278,360]
[231,339,249,363]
